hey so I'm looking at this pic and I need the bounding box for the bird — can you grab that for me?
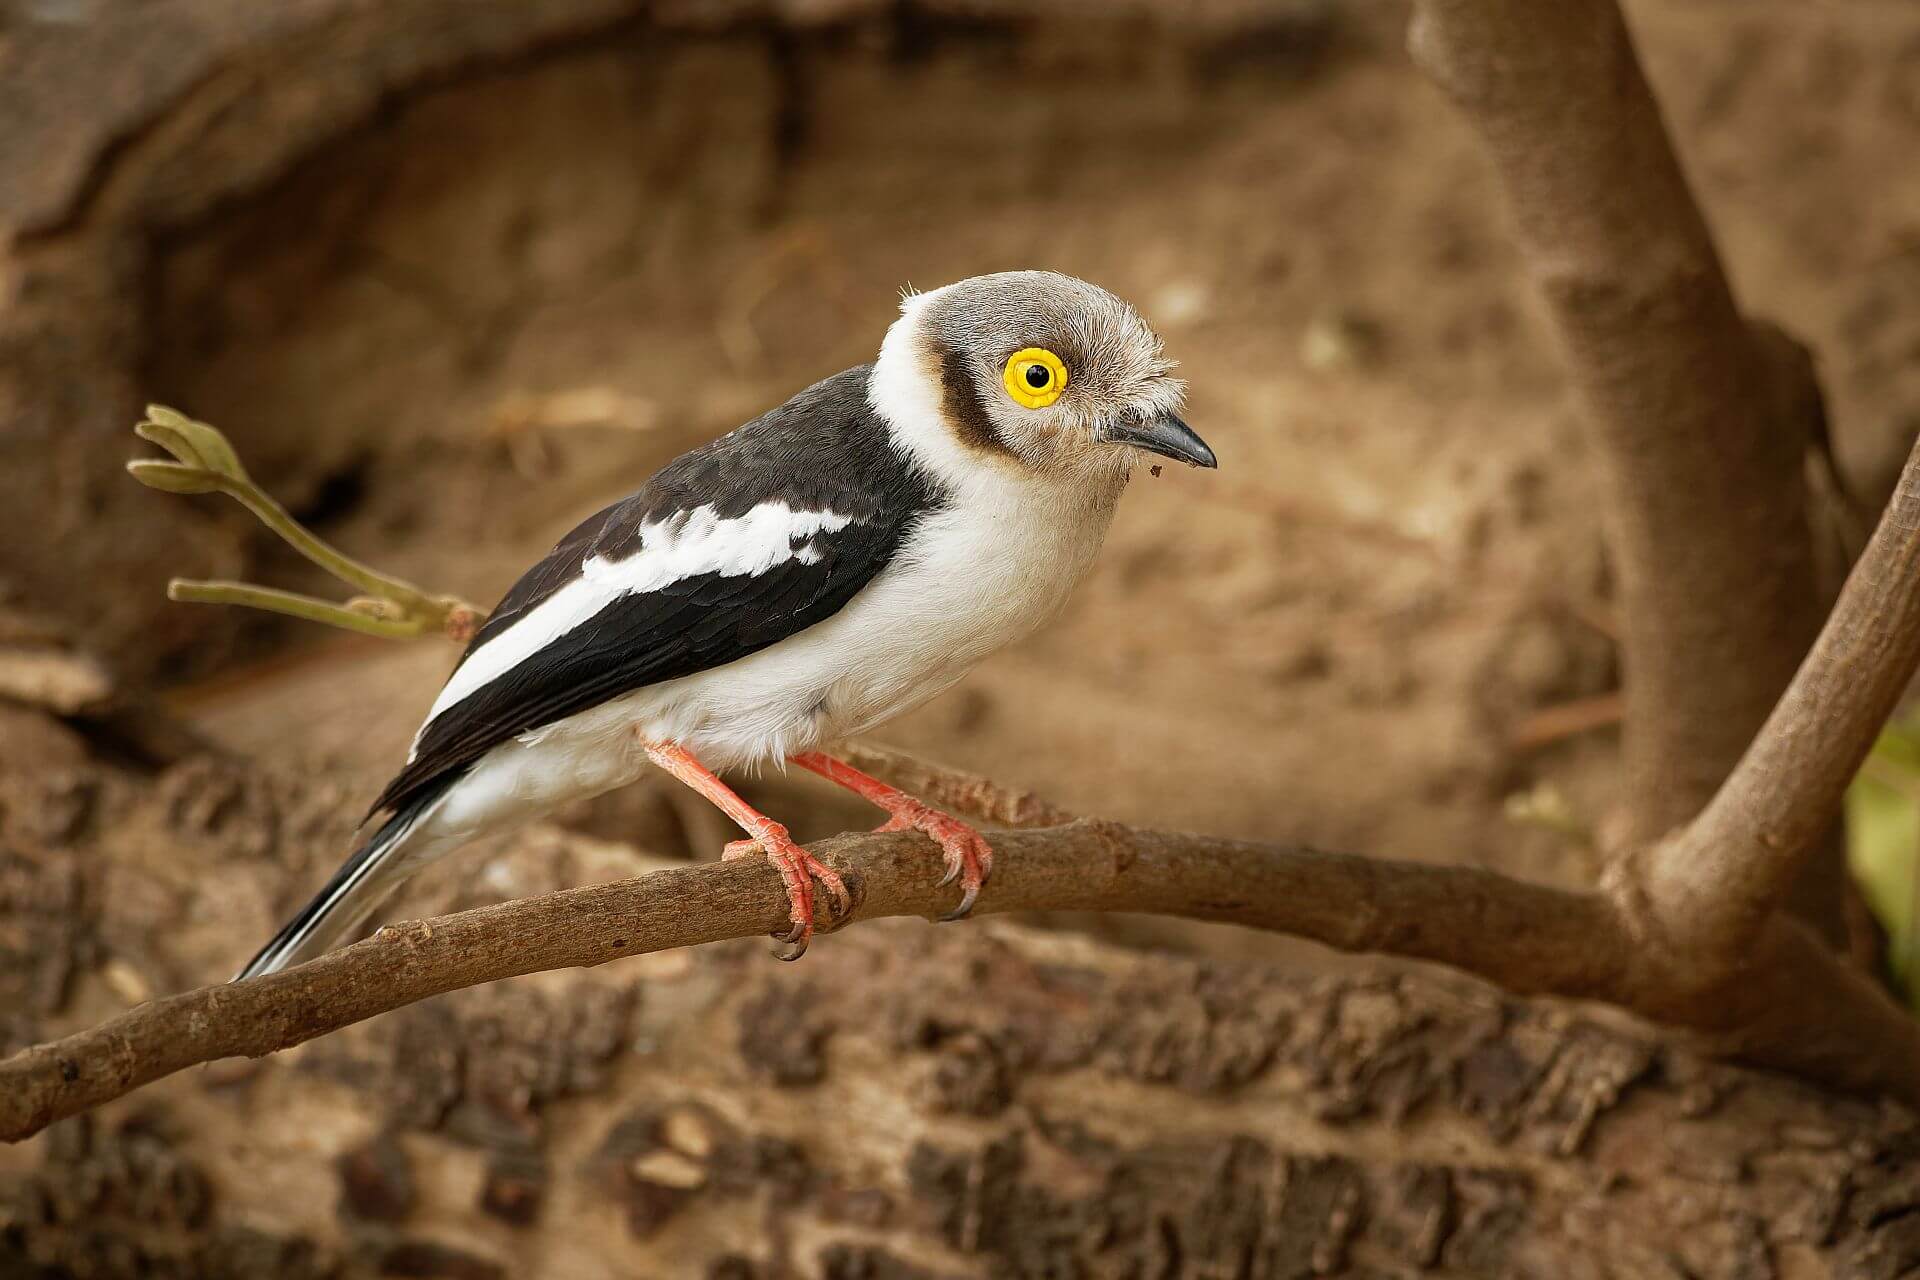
[236,269,1216,980]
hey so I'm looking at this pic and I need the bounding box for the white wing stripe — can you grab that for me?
[411,501,855,756]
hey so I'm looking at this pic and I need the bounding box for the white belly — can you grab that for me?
[425,476,1121,839]
[623,476,1119,767]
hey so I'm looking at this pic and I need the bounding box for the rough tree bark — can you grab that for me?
[0,817,1626,1141]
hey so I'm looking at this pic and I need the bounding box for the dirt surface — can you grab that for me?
[4,0,1920,1274]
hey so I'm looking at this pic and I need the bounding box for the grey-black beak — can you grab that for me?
[1101,413,1218,469]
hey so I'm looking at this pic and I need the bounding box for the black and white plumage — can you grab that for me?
[239,270,1214,979]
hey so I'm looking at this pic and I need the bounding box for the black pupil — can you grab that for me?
[1024,364,1051,389]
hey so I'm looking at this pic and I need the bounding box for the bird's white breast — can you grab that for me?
[403,474,1121,851]
[558,471,1117,771]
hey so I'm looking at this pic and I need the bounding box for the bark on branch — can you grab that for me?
[7,790,1920,1144]
[837,740,1075,830]
[1641,446,1920,960]
[0,822,1681,1144]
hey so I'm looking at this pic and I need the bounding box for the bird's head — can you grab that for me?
[873,271,1215,484]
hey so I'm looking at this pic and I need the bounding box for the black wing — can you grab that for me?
[370,365,939,816]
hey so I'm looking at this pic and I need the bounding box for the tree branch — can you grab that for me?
[0,822,1626,1143]
[10,808,1920,1145]
[1406,1,1835,915]
[1404,0,1920,981]
[836,740,1075,830]
[1639,441,1920,959]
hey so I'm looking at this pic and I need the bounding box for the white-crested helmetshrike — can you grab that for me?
[239,270,1216,978]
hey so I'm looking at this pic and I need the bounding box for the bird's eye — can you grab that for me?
[1002,348,1069,409]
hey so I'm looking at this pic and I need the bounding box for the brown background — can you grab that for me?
[4,2,1920,1276]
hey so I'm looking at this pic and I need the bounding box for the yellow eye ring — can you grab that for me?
[1003,347,1069,409]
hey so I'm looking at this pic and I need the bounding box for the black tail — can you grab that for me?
[234,777,456,980]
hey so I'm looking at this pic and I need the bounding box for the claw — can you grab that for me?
[725,829,854,959]
[941,880,980,923]
[723,827,821,958]
[871,799,993,923]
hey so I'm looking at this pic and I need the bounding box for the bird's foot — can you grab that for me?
[722,825,851,961]
[875,800,994,921]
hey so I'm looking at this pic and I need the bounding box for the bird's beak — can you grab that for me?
[1100,413,1218,469]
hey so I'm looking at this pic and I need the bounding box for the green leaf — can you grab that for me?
[133,419,206,469]
[1848,718,1920,1007]
[1876,722,1920,775]
[175,419,245,481]
[136,406,247,482]
[143,405,193,429]
[126,459,219,494]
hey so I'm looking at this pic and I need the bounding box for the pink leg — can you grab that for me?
[790,752,993,921]
[643,741,850,960]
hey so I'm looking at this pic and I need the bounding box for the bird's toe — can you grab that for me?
[883,803,993,922]
[973,833,995,885]
[806,859,853,920]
